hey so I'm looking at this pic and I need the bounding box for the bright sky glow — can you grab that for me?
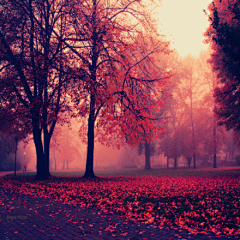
[157,0,211,57]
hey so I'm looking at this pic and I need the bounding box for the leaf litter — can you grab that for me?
[1,174,240,238]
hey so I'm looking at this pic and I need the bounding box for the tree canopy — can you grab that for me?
[205,0,240,132]
[0,0,171,178]
[0,0,74,179]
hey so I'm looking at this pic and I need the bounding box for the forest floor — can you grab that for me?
[0,167,240,239]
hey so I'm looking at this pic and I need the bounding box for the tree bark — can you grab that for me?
[144,142,151,170]
[44,126,51,176]
[193,155,196,169]
[54,146,56,170]
[174,141,177,169]
[187,157,191,168]
[83,94,96,178]
[174,158,177,169]
[33,127,48,180]
[213,125,217,168]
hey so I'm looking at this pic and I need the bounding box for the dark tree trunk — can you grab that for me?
[144,142,151,170]
[213,154,217,168]
[167,156,169,169]
[188,159,191,168]
[83,94,96,178]
[54,147,56,170]
[187,157,192,168]
[83,7,98,178]
[174,141,177,169]
[33,127,48,180]
[44,127,51,176]
[14,136,18,176]
[174,158,177,169]
[213,125,217,168]
[84,116,95,177]
[193,155,196,169]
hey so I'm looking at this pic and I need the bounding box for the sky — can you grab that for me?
[157,0,211,57]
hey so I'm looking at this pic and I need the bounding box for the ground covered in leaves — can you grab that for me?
[1,171,240,239]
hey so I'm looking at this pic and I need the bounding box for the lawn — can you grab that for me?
[8,165,240,177]
[1,167,240,238]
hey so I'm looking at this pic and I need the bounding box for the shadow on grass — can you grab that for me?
[3,166,240,182]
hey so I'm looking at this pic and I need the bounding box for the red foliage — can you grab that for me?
[1,174,240,238]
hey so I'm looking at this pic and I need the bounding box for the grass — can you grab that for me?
[6,166,240,177]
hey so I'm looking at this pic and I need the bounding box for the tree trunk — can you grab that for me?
[144,142,151,170]
[174,158,177,169]
[54,147,56,170]
[187,157,191,168]
[14,136,18,176]
[33,127,48,180]
[167,156,169,169]
[83,11,98,178]
[213,125,217,168]
[83,94,96,178]
[84,116,95,177]
[189,72,196,169]
[193,155,196,169]
[174,142,177,169]
[44,127,51,176]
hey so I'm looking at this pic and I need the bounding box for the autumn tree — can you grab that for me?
[158,53,182,169]
[159,95,184,168]
[174,55,212,168]
[197,50,221,167]
[0,132,17,170]
[205,0,240,133]
[134,53,172,171]
[138,140,156,170]
[0,0,73,179]
[50,123,80,170]
[168,100,184,169]
[177,123,193,168]
[159,54,210,169]
[67,0,171,177]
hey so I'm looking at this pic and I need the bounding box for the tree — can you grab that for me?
[178,124,193,168]
[160,97,184,169]
[139,53,173,170]
[68,0,171,177]
[197,50,220,168]
[138,141,156,170]
[0,0,73,179]
[0,132,16,170]
[180,56,200,168]
[158,53,182,169]
[205,0,240,133]
[50,123,80,170]
[159,53,213,169]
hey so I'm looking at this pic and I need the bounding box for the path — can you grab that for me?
[0,175,235,240]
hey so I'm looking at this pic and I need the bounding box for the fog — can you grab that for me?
[1,51,240,173]
[12,121,169,172]
[14,132,146,172]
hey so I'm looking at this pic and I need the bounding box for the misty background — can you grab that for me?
[1,50,240,174]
